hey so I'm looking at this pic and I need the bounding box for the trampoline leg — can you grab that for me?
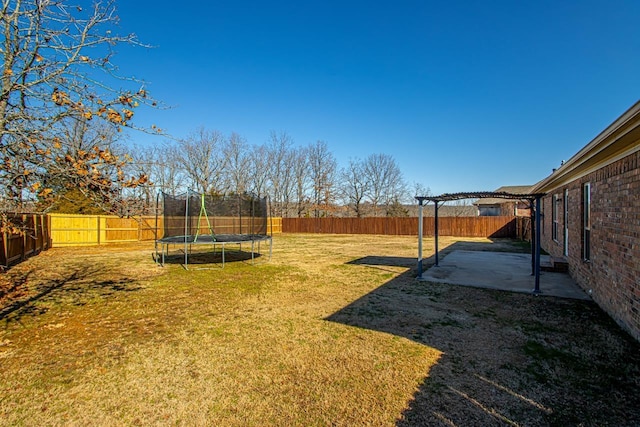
[251,240,255,265]
[257,240,261,263]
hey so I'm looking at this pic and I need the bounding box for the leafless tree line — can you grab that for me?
[131,128,418,217]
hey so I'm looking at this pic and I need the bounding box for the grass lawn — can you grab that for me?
[1,234,639,426]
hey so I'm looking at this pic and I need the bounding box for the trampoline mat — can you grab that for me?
[158,234,271,244]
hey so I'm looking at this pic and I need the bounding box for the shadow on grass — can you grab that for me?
[157,244,268,267]
[327,240,640,426]
[0,265,142,325]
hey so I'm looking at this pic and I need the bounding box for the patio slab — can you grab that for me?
[419,250,591,300]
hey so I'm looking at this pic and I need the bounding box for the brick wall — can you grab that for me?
[540,150,640,341]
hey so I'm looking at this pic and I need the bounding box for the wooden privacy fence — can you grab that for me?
[1,213,51,267]
[283,216,521,238]
[1,214,525,260]
[270,217,283,235]
[49,213,283,247]
[49,214,157,246]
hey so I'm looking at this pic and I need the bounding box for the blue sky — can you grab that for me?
[112,1,640,195]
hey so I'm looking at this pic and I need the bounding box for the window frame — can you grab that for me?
[583,183,591,261]
[552,194,559,242]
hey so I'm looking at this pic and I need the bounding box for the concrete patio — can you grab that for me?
[419,250,591,300]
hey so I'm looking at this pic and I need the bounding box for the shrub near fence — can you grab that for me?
[283,216,522,238]
[0,213,50,267]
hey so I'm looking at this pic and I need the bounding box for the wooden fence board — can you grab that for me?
[0,213,50,267]
[48,214,282,247]
[50,213,102,246]
[282,216,520,238]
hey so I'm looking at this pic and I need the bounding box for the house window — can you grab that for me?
[583,183,591,261]
[552,194,559,242]
[541,198,544,235]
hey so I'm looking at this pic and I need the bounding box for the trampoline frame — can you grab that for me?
[156,234,272,269]
[154,190,273,270]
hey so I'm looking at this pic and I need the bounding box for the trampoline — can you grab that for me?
[155,191,272,269]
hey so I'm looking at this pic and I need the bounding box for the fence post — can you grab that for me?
[33,214,39,253]
[21,214,27,261]
[99,216,108,244]
[46,214,52,248]
[2,230,7,268]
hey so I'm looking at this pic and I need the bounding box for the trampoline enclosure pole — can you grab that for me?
[240,194,243,235]
[154,192,160,261]
[184,191,189,269]
[269,196,273,238]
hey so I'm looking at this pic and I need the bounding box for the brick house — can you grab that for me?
[531,100,640,341]
[473,185,533,216]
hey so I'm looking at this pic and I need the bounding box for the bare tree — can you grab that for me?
[155,143,186,196]
[131,141,186,199]
[363,153,406,216]
[307,140,337,217]
[0,0,159,219]
[340,158,369,217]
[291,146,310,217]
[265,131,295,217]
[412,182,431,198]
[222,132,251,195]
[177,128,227,194]
[448,198,475,217]
[246,143,269,199]
[280,147,298,217]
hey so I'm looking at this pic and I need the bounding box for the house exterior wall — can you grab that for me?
[539,150,640,341]
[515,201,531,217]
[478,205,501,216]
[477,201,530,217]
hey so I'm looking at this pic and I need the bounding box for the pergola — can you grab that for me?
[415,191,546,293]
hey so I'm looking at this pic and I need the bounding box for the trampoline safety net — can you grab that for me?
[161,190,269,239]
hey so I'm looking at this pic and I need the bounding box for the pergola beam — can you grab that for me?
[415,191,545,295]
[416,191,544,203]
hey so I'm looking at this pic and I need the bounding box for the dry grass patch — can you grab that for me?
[0,234,639,426]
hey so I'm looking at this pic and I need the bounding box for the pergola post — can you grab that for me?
[434,200,439,266]
[530,200,535,275]
[417,198,424,278]
[533,195,542,294]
